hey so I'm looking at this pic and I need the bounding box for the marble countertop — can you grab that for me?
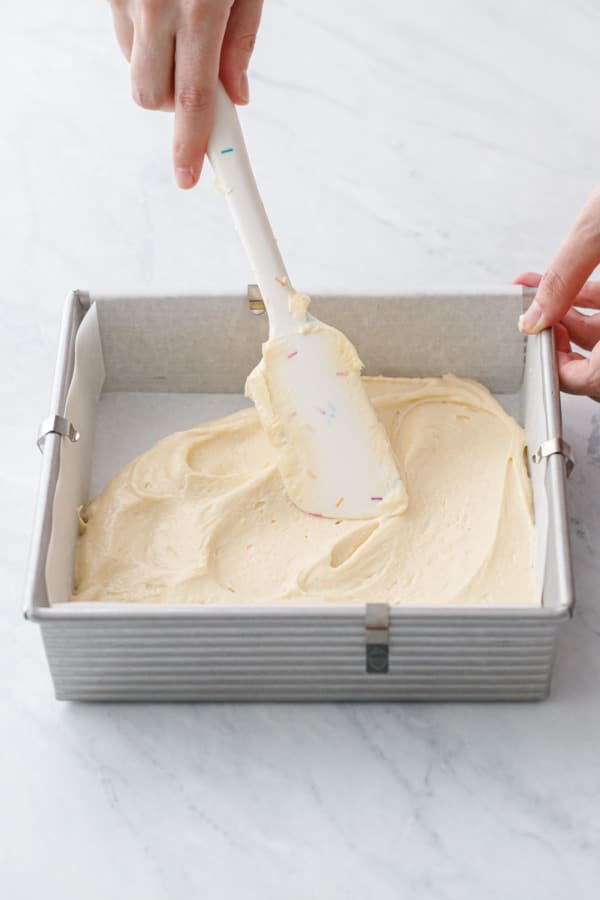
[2,1,599,897]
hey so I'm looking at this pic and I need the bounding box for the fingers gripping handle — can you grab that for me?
[207,83,295,337]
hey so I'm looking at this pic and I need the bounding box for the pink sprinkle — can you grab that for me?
[371,496,383,502]
[288,350,298,359]
[309,512,324,518]
[304,423,315,432]
[307,469,317,479]
[288,411,297,421]
[336,371,348,377]
[317,407,326,415]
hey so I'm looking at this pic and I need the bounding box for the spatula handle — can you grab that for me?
[207,82,295,337]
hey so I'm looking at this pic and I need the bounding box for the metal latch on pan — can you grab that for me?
[37,415,80,453]
[365,603,390,674]
[532,437,575,477]
[247,284,265,314]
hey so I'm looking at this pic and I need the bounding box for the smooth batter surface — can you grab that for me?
[72,375,537,606]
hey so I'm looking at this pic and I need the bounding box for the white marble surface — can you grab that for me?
[2,1,600,897]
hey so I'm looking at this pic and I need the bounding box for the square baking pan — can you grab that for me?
[24,288,574,701]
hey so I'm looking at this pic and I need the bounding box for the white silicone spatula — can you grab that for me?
[207,83,406,520]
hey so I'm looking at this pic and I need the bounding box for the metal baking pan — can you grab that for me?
[24,287,574,701]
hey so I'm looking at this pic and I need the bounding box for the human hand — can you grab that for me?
[514,187,600,401]
[109,0,262,188]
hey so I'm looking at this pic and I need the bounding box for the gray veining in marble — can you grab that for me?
[1,1,599,898]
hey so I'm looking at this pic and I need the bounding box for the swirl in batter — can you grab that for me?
[72,375,537,606]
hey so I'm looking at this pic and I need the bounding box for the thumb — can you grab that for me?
[518,186,600,334]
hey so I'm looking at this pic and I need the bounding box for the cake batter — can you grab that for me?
[72,375,537,606]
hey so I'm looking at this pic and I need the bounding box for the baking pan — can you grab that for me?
[24,288,574,701]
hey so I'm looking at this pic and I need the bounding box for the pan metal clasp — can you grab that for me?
[247,284,265,315]
[532,437,575,477]
[37,415,80,453]
[365,602,390,674]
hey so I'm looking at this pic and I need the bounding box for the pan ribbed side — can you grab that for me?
[41,614,559,701]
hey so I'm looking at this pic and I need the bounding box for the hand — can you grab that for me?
[109,0,263,189]
[514,186,600,401]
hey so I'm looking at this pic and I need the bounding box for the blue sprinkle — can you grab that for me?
[220,147,234,154]
[327,402,337,424]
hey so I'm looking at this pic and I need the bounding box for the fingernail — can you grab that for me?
[175,167,196,189]
[518,300,547,334]
[239,70,249,104]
